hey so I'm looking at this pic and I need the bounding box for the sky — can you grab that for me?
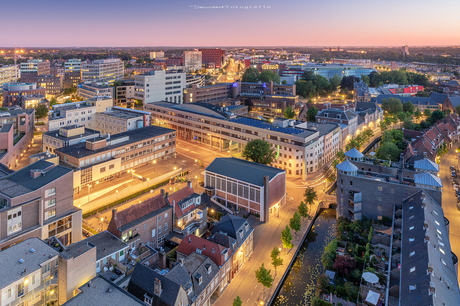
[2,0,460,47]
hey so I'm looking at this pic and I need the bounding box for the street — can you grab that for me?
[439,146,460,285]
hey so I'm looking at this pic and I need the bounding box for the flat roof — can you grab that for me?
[44,127,100,141]
[229,117,315,138]
[63,275,145,306]
[100,108,147,120]
[205,157,285,187]
[55,125,174,159]
[0,238,58,289]
[66,231,128,260]
[0,160,73,198]
[0,108,34,117]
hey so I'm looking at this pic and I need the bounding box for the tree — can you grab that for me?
[35,104,49,121]
[414,108,422,119]
[298,201,308,219]
[428,110,446,125]
[332,255,356,277]
[364,128,374,140]
[329,74,341,91]
[340,76,360,91]
[233,296,242,306]
[381,98,403,114]
[396,111,406,123]
[403,117,413,130]
[242,139,276,165]
[424,109,432,117]
[283,106,295,119]
[63,86,77,95]
[403,101,415,113]
[303,187,317,213]
[270,246,283,276]
[289,211,302,234]
[259,70,280,84]
[376,142,402,161]
[281,225,294,249]
[416,91,430,97]
[301,70,315,81]
[281,80,287,84]
[379,120,388,132]
[242,68,259,82]
[306,105,318,122]
[345,137,361,151]
[50,97,58,107]
[255,263,274,294]
[361,74,370,85]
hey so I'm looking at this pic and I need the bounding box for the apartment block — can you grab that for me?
[114,79,135,106]
[0,160,82,249]
[134,70,186,104]
[199,49,225,68]
[48,97,113,131]
[54,125,176,193]
[37,74,63,96]
[205,158,285,222]
[81,58,124,84]
[0,238,59,306]
[0,65,19,86]
[0,108,35,169]
[2,82,46,107]
[149,51,164,59]
[77,82,114,100]
[64,59,82,89]
[20,60,50,83]
[183,51,202,72]
[64,59,81,73]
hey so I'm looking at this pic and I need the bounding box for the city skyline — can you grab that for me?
[3,0,460,47]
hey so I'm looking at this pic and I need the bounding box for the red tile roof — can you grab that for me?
[113,194,169,229]
[168,186,195,218]
[177,234,230,267]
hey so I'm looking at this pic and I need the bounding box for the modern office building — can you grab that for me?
[145,102,339,179]
[149,51,164,59]
[0,108,35,169]
[0,65,19,86]
[2,82,46,107]
[64,59,81,73]
[183,83,235,104]
[37,74,63,96]
[0,238,59,306]
[54,125,176,193]
[94,106,151,135]
[134,70,186,104]
[81,58,124,84]
[199,48,225,68]
[20,59,50,83]
[77,82,114,100]
[0,159,82,249]
[183,51,202,72]
[48,96,113,131]
[50,65,65,78]
[63,60,82,89]
[20,94,47,109]
[114,79,135,106]
[205,158,286,221]
[279,63,376,83]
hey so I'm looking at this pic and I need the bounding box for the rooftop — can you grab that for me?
[44,127,100,141]
[100,107,150,120]
[64,231,127,261]
[55,125,174,159]
[0,238,58,289]
[205,157,285,187]
[63,275,145,306]
[229,117,315,137]
[0,108,34,117]
[0,160,72,198]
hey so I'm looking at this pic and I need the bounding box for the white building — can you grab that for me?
[134,70,186,104]
[94,107,151,135]
[149,51,164,59]
[81,58,124,84]
[0,65,19,86]
[77,82,114,100]
[64,59,81,72]
[183,51,202,72]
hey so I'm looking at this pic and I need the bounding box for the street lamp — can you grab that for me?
[153,160,156,172]
[116,190,118,200]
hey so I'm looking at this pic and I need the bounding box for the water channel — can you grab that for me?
[272,208,337,306]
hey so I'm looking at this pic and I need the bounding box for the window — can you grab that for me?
[2,287,13,301]
[158,215,162,221]
[152,229,156,237]
[46,187,56,197]
[109,164,115,170]
[164,223,168,231]
[165,212,168,218]
[410,251,415,257]
[45,209,56,220]
[100,167,106,173]
[159,226,162,234]
[7,208,22,235]
[143,223,147,229]
[410,267,415,273]
[45,198,56,208]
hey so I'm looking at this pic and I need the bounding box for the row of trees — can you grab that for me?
[295,71,341,98]
[241,67,281,84]
[344,128,374,152]
[369,70,430,87]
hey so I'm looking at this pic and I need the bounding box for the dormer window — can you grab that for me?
[195,273,203,285]
[232,241,237,250]
[239,230,243,239]
[244,223,249,232]
[205,264,212,274]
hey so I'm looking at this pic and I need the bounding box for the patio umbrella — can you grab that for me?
[363,272,379,284]
[365,290,380,305]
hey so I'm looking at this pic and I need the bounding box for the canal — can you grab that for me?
[272,209,337,306]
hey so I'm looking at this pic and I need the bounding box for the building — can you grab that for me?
[279,63,376,83]
[0,160,82,249]
[134,70,186,104]
[145,102,336,179]
[64,59,81,73]
[166,56,183,67]
[54,125,176,193]
[371,94,440,112]
[48,97,113,131]
[93,106,151,135]
[402,45,410,56]
[43,125,100,154]
[0,65,19,86]
[336,149,442,221]
[183,51,202,72]
[50,65,65,78]
[114,79,135,106]
[81,58,124,84]
[77,82,114,100]
[186,74,206,88]
[108,191,172,250]
[37,74,63,97]
[2,82,46,107]
[391,190,460,306]
[0,238,59,306]
[20,94,47,109]
[184,83,235,104]
[0,108,35,169]
[205,157,286,221]
[315,103,359,146]
[149,51,164,59]
[62,275,145,306]
[199,49,225,68]
[63,60,82,89]
[20,59,50,83]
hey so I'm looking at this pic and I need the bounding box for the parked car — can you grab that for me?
[452,172,457,178]
[451,166,455,171]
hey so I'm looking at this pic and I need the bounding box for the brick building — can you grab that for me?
[37,74,63,97]
[199,49,225,68]
[204,158,286,222]
[2,82,46,107]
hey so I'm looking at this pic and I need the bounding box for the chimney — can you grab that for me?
[423,152,427,158]
[112,209,117,220]
[160,189,165,197]
[188,181,192,189]
[164,192,169,200]
[342,105,345,111]
[158,250,166,270]
[154,278,162,296]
